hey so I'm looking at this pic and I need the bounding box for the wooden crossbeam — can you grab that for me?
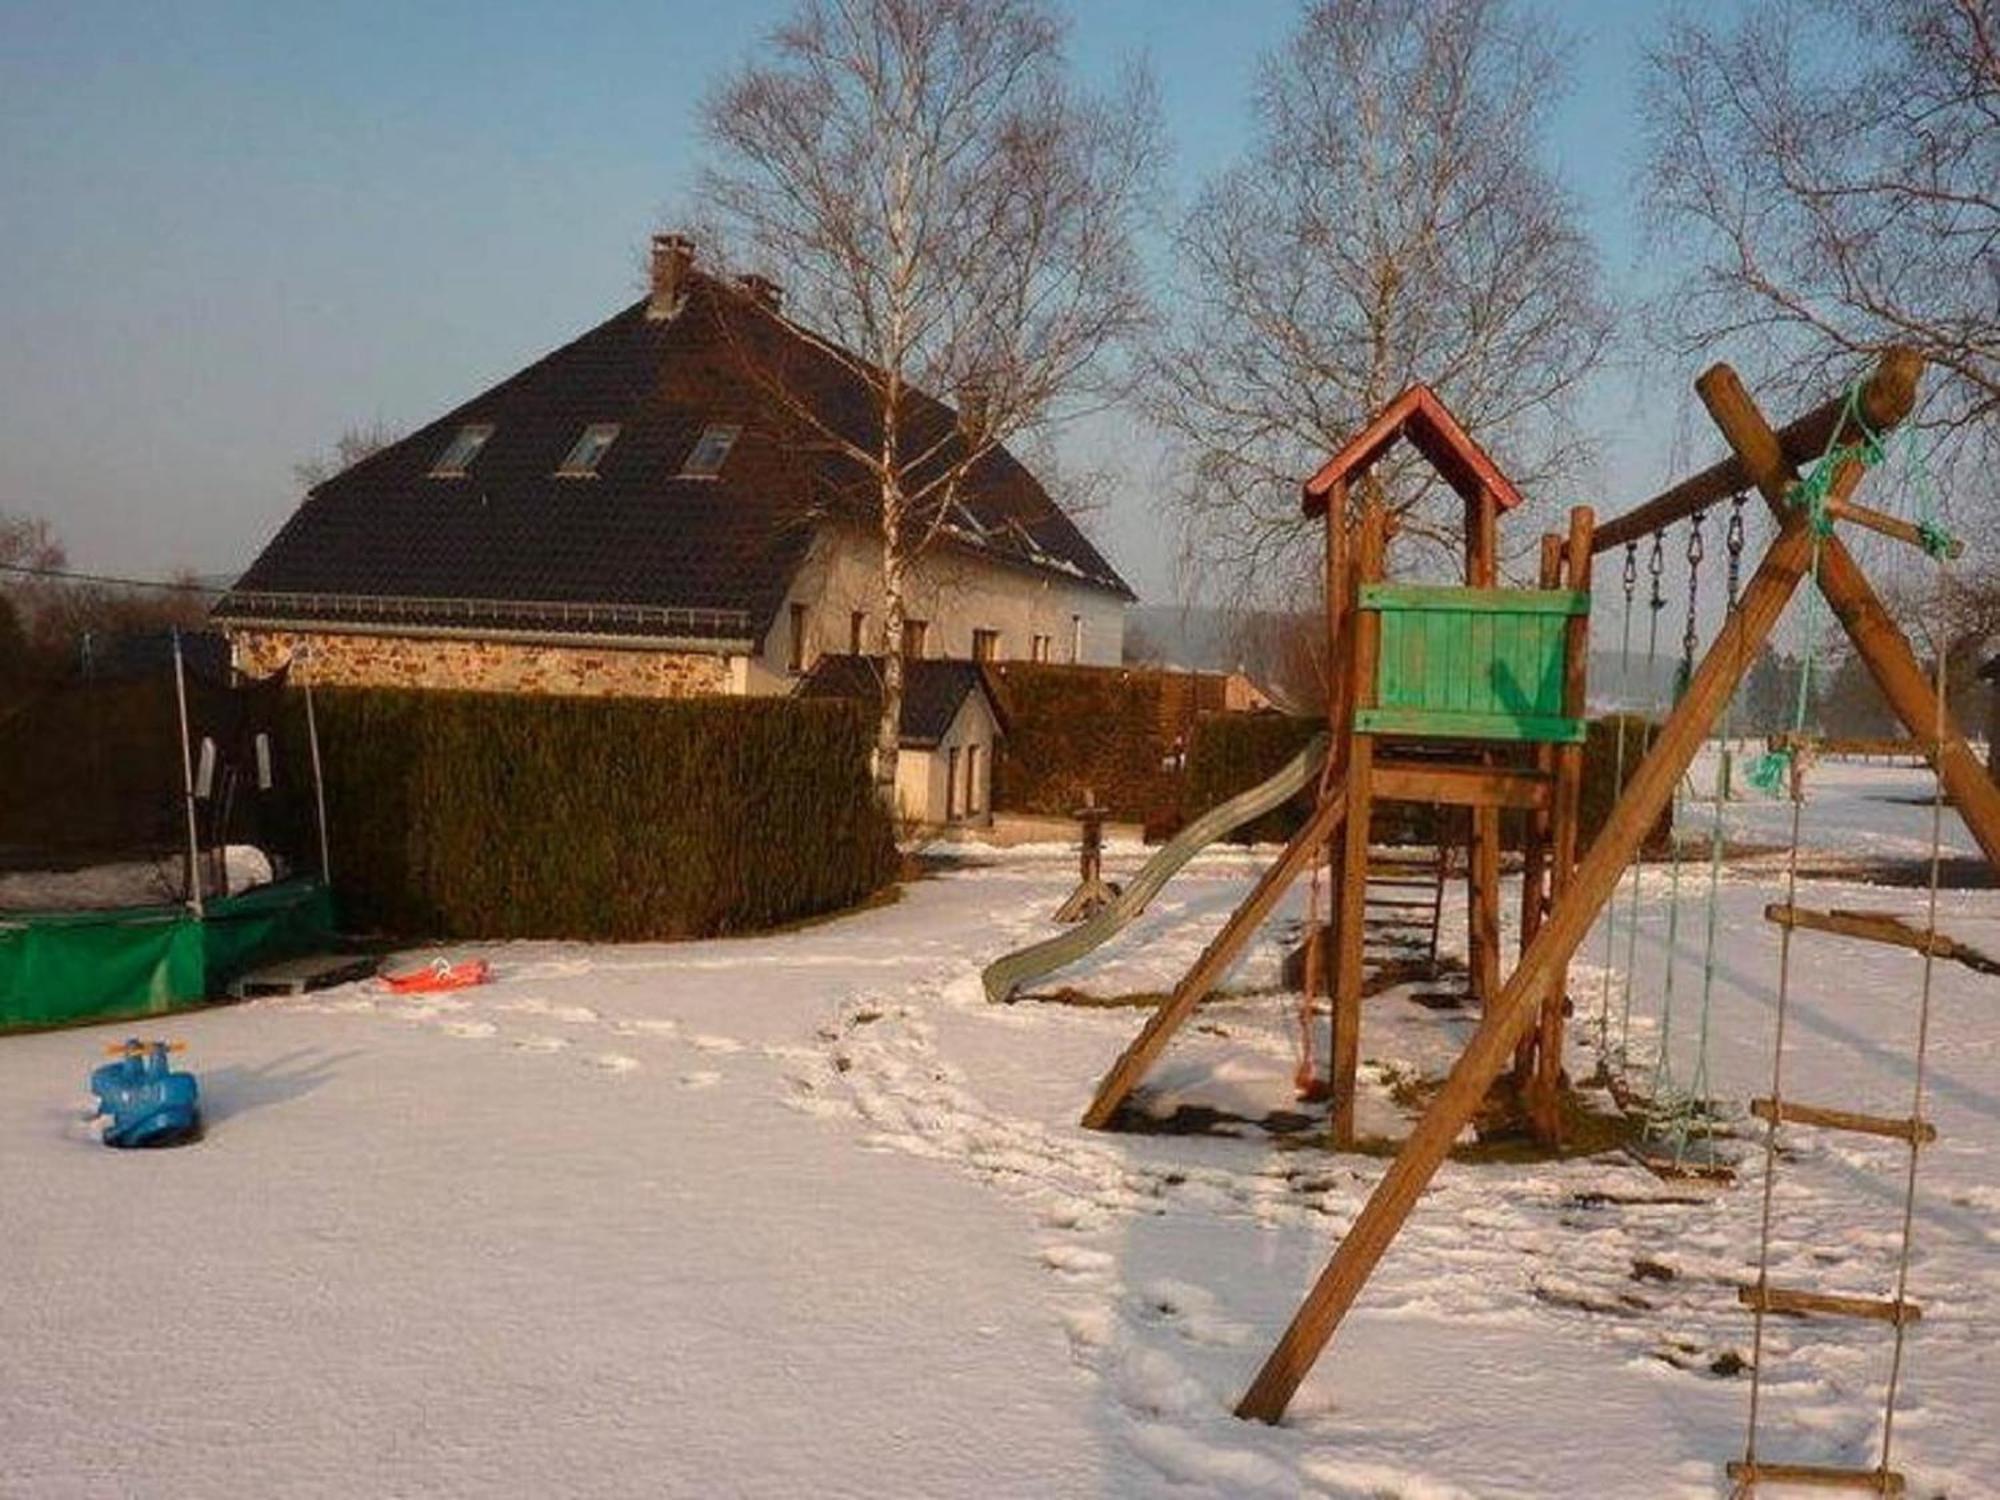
[1726,1460,1905,1494]
[1738,1284,1921,1326]
[1764,903,2000,975]
[1826,494,1964,558]
[1079,785,1348,1130]
[1372,762,1550,809]
[1593,349,1920,553]
[1750,1098,1937,1144]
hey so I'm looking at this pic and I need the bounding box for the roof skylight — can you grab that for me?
[429,424,494,478]
[679,424,741,479]
[557,424,620,478]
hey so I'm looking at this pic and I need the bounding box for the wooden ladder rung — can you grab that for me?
[1764,902,1979,965]
[1366,874,1439,889]
[1364,895,1435,909]
[1750,1098,1936,1144]
[1726,1459,1904,1493]
[1738,1284,1921,1325]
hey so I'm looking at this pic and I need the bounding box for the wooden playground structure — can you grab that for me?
[1073,348,1999,1484]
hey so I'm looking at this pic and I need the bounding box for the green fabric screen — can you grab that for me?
[0,878,333,1032]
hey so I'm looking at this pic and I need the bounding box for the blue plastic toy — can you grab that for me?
[89,1040,201,1148]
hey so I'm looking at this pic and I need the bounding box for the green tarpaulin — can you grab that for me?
[0,879,334,1032]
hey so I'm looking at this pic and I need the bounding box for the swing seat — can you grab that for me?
[1356,585,1589,744]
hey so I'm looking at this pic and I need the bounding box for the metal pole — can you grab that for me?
[171,629,205,919]
[302,649,331,884]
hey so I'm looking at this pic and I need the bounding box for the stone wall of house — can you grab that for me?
[229,629,734,698]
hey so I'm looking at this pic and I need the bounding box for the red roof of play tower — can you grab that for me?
[1300,384,1525,517]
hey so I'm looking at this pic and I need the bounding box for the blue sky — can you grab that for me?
[0,0,1687,601]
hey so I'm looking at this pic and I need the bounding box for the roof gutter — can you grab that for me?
[211,612,755,656]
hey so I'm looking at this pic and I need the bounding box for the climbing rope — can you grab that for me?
[1740,406,1955,1485]
[1593,541,1642,1074]
[1615,531,1671,1067]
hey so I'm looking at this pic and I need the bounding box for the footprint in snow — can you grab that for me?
[511,1034,569,1053]
[615,1018,681,1037]
[679,1070,722,1089]
[589,1053,640,1074]
[442,1020,497,1040]
[690,1034,743,1054]
[1041,1244,1116,1279]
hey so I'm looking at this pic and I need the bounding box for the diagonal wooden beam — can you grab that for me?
[1080,786,1348,1131]
[1702,362,2000,874]
[1234,366,1884,1423]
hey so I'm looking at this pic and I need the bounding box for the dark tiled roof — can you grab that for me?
[795,655,1006,748]
[217,275,1132,646]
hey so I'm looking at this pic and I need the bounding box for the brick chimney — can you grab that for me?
[648,233,695,320]
[736,273,783,313]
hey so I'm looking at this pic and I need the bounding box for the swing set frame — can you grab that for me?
[1232,347,2000,1423]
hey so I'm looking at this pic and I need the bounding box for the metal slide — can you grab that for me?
[981,734,1331,1003]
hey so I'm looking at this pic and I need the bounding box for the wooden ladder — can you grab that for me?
[1362,844,1450,979]
[1729,885,1944,1495]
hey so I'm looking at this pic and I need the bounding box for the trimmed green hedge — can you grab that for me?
[989,664,1182,832]
[303,689,896,940]
[1182,714,1323,844]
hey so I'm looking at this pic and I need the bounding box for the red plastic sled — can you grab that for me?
[382,958,491,994]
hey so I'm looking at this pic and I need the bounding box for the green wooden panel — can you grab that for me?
[1360,585,1589,616]
[1353,707,1587,744]
[1361,583,1583,744]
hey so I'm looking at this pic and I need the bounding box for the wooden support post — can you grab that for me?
[1081,789,1348,1130]
[1696,361,2000,873]
[1321,483,1353,1099]
[1513,533,1564,1088]
[1528,505,1594,1143]
[1235,366,1882,1425]
[1467,488,1502,1010]
[1331,498,1386,1147]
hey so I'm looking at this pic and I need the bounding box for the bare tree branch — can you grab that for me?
[1150,0,1612,617]
[699,0,1157,800]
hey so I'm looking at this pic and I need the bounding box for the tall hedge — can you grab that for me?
[1182,714,1323,844]
[988,664,1182,832]
[302,689,896,940]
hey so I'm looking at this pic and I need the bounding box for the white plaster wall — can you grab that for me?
[751,524,1128,692]
[895,689,1000,825]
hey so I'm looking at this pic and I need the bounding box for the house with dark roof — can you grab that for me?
[217,235,1134,698]
[798,655,1007,825]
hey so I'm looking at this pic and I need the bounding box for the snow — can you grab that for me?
[3,762,1997,1496]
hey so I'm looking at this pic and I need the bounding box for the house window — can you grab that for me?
[1070,614,1084,663]
[964,743,980,815]
[788,602,808,674]
[946,747,960,820]
[849,610,866,655]
[1031,633,1051,663]
[971,628,1000,663]
[557,423,620,477]
[901,618,929,659]
[680,423,741,478]
[429,423,494,477]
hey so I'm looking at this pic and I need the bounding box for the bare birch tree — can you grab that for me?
[1640,0,1997,463]
[700,0,1156,797]
[1641,0,1999,702]
[1151,0,1611,625]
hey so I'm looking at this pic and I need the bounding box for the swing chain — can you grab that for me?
[1680,511,1705,678]
[1647,529,1667,613]
[1622,539,1637,601]
[1725,493,1747,608]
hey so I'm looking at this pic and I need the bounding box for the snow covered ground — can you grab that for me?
[3,760,1996,1497]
